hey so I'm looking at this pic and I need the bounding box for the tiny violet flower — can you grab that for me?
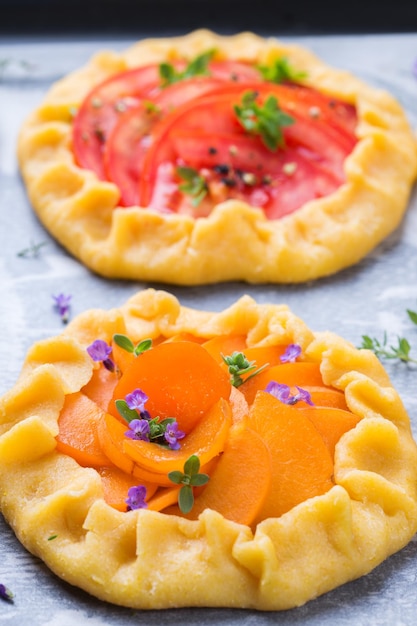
[265,381,314,406]
[125,485,148,511]
[86,339,115,372]
[280,343,302,363]
[125,418,150,441]
[0,583,13,602]
[52,293,71,323]
[164,421,185,450]
[125,388,149,413]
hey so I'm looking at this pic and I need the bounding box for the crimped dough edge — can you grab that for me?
[0,288,417,610]
[17,30,417,285]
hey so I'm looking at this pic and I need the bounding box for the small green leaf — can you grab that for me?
[115,399,139,423]
[134,338,153,355]
[113,334,135,353]
[258,57,307,84]
[159,49,216,87]
[178,485,194,513]
[407,309,417,325]
[234,91,294,151]
[167,470,184,484]
[189,473,209,487]
[177,166,208,206]
[184,454,200,476]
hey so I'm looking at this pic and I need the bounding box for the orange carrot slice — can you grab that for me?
[242,345,288,369]
[97,466,157,512]
[56,392,111,468]
[229,385,249,425]
[123,398,232,474]
[81,365,119,411]
[249,391,334,521]
[109,340,231,433]
[110,338,136,373]
[174,423,272,527]
[303,386,348,410]
[202,334,247,365]
[147,486,181,512]
[97,412,135,474]
[299,406,361,457]
[240,362,326,405]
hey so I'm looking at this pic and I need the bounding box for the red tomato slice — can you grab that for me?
[138,84,356,214]
[73,61,262,182]
[72,65,162,180]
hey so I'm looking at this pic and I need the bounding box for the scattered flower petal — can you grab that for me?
[0,583,13,602]
[86,339,115,372]
[280,343,302,363]
[164,421,185,450]
[125,485,148,511]
[52,293,71,324]
[125,418,150,441]
[125,388,149,413]
[265,380,314,406]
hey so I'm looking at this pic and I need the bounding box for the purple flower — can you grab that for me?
[52,293,71,323]
[125,485,148,511]
[293,386,314,406]
[86,339,115,372]
[265,381,314,406]
[164,421,185,450]
[125,388,149,413]
[125,419,150,441]
[0,583,13,602]
[265,381,293,403]
[280,343,302,363]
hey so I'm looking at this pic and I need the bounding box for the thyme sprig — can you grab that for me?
[258,57,307,84]
[234,90,294,151]
[17,240,47,258]
[176,166,208,206]
[159,49,216,87]
[113,335,152,356]
[168,454,209,513]
[222,351,269,387]
[359,306,417,364]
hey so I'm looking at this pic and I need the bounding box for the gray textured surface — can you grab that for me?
[1,32,417,625]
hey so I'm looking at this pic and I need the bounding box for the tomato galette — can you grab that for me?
[1,289,416,610]
[17,30,417,284]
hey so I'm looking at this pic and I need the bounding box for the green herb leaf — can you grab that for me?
[113,334,135,353]
[177,166,208,206]
[115,399,141,423]
[258,57,307,84]
[159,49,216,87]
[222,350,269,387]
[168,454,210,513]
[234,91,294,151]
[112,334,152,356]
[407,308,417,325]
[134,338,153,355]
[178,485,194,514]
[17,240,47,258]
[359,333,417,364]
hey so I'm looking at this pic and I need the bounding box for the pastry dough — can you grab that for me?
[0,289,416,610]
[17,30,417,285]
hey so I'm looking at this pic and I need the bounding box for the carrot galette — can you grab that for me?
[0,289,416,610]
[17,30,417,284]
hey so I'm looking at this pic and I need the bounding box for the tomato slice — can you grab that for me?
[73,63,357,219]
[137,84,357,215]
[73,60,262,182]
[72,65,163,180]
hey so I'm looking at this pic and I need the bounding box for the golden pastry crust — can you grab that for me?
[17,30,417,285]
[1,288,417,610]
